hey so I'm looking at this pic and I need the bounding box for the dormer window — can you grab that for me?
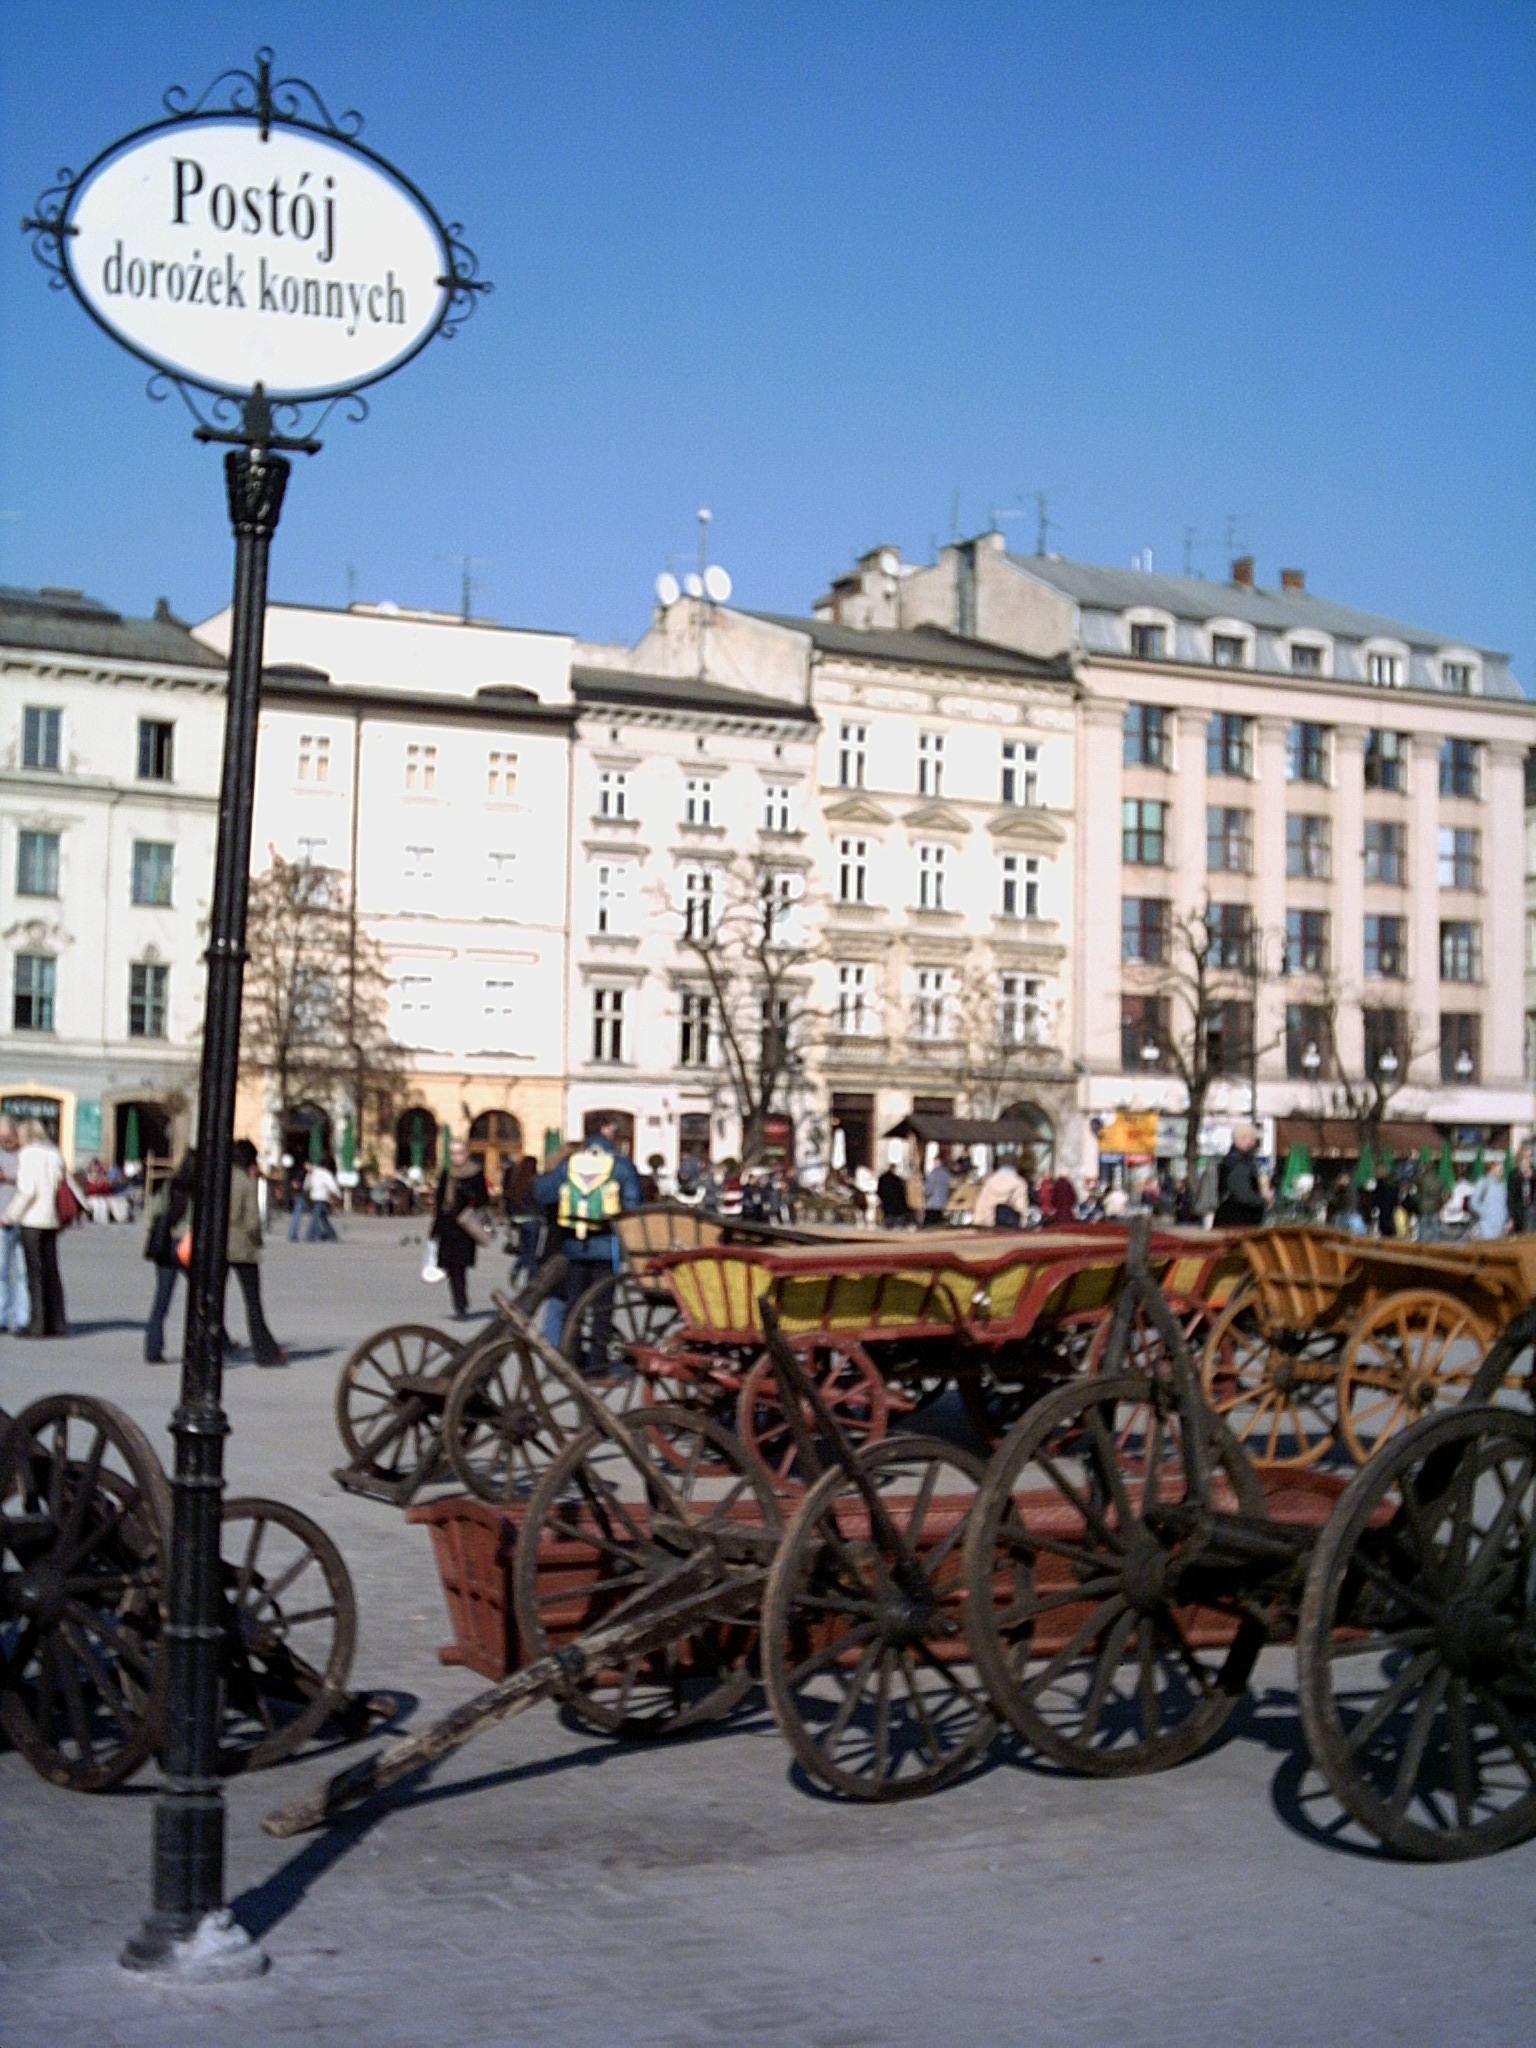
[1212,634,1246,668]
[1368,652,1403,688]
[1290,643,1324,676]
[1130,622,1166,660]
[1442,660,1474,695]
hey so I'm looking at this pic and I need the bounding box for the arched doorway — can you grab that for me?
[113,1099,172,1169]
[468,1109,523,1191]
[282,1100,332,1167]
[582,1107,635,1158]
[395,1106,438,1176]
[999,1101,1055,1174]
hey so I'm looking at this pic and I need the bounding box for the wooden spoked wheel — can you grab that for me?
[1085,1295,1208,1379]
[218,1497,358,1774]
[762,1437,995,1800]
[963,1371,1268,1776]
[333,1323,463,1489]
[1200,1296,1339,1467]
[0,1395,169,1792]
[1336,1290,1495,1466]
[559,1272,685,1381]
[1298,1405,1536,1860]
[443,1331,583,1502]
[512,1406,781,1738]
[958,1319,1095,1445]
[735,1339,890,1493]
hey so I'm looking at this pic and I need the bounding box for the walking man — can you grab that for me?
[0,1116,31,1333]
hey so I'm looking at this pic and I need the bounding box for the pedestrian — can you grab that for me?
[4,1118,69,1336]
[532,1115,641,1367]
[973,1158,1029,1229]
[1469,1157,1510,1240]
[432,1136,490,1319]
[0,1116,31,1334]
[303,1153,343,1241]
[502,1151,543,1288]
[921,1152,951,1228]
[1049,1174,1078,1225]
[226,1138,286,1363]
[1214,1123,1267,1228]
[143,1148,197,1363]
[876,1159,912,1226]
[1413,1152,1446,1243]
[285,1154,310,1241]
[1508,1142,1536,1235]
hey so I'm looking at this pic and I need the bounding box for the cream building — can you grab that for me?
[0,586,226,1167]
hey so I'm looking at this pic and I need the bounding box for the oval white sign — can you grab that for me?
[64,118,451,399]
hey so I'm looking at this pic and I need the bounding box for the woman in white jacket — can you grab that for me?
[4,1119,68,1335]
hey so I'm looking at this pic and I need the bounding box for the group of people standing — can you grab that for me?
[141,1142,286,1366]
[0,1115,71,1337]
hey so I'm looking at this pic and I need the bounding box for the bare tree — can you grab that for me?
[1315,986,1433,1164]
[671,852,820,1165]
[950,962,1060,1122]
[240,853,402,1154]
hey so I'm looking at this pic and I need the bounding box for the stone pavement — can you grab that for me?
[2,1220,1534,2046]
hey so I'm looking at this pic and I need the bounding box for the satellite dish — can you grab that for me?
[877,549,899,577]
[703,564,732,604]
[684,572,704,599]
[654,571,680,608]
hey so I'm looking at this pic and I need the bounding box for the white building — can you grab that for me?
[0,586,226,1167]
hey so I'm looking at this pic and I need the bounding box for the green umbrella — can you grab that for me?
[1353,1139,1376,1188]
[340,1117,355,1174]
[1472,1145,1486,1182]
[1378,1143,1395,1176]
[1279,1144,1305,1197]
[409,1126,426,1173]
[440,1123,451,1172]
[544,1127,562,1160]
[1438,1138,1455,1192]
[308,1119,324,1164]
[123,1105,141,1165]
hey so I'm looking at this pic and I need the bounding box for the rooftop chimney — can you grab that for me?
[1230,555,1255,588]
[1280,567,1305,592]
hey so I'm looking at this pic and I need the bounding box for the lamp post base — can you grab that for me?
[121,1908,269,1981]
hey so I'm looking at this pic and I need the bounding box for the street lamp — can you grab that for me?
[1302,1042,1321,1079]
[1379,1047,1400,1079]
[1455,1049,1474,1080]
[1141,1038,1161,1070]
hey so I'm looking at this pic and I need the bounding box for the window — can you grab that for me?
[1130,622,1166,659]
[1364,914,1406,979]
[1286,814,1331,880]
[22,707,61,771]
[1206,714,1253,778]
[1001,854,1039,920]
[1363,820,1406,885]
[1439,738,1480,800]
[1368,652,1402,688]
[1284,908,1329,975]
[684,777,714,825]
[1363,1007,1408,1078]
[760,994,792,1066]
[485,849,517,888]
[913,968,951,1041]
[128,962,168,1038]
[297,733,330,783]
[1001,740,1039,805]
[403,844,435,882]
[1364,730,1408,792]
[917,732,944,797]
[136,719,174,782]
[16,831,59,897]
[683,870,713,942]
[594,862,629,934]
[482,977,517,1020]
[1000,974,1043,1047]
[1290,643,1323,676]
[835,963,870,1037]
[679,991,712,1067]
[1442,661,1474,695]
[1206,902,1254,971]
[296,835,329,867]
[487,749,518,798]
[591,987,625,1062]
[1122,704,1170,768]
[917,844,947,911]
[1122,798,1167,865]
[1212,633,1246,668]
[1121,994,1168,1072]
[763,782,792,833]
[1440,921,1481,983]
[1121,896,1170,964]
[761,870,795,942]
[404,743,437,792]
[1204,1000,1254,1076]
[1286,1004,1333,1079]
[598,768,628,819]
[12,953,55,1031]
[1285,722,1330,785]
[837,837,868,905]
[1441,1012,1481,1084]
[131,840,174,906]
[397,973,433,1018]
[1438,827,1480,892]
[1207,806,1253,873]
[838,722,867,789]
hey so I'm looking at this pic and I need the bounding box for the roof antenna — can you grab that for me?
[345,562,356,608]
[949,490,960,542]
[1034,490,1053,556]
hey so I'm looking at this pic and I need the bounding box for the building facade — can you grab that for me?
[1,587,226,1166]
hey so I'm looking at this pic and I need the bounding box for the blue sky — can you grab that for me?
[2,2,1532,675]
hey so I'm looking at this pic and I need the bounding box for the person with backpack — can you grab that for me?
[533,1115,642,1368]
[143,1149,197,1362]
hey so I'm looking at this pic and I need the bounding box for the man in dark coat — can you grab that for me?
[1509,1142,1536,1235]
[1214,1123,1268,1228]
[432,1136,489,1319]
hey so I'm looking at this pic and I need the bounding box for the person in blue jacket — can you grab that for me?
[532,1115,642,1368]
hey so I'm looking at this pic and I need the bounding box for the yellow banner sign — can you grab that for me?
[1097,1111,1159,1158]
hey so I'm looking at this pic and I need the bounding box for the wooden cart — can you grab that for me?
[1198,1225,1536,1466]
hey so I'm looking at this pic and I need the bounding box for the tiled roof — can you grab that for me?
[571,665,818,721]
[748,613,1074,680]
[0,586,226,671]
